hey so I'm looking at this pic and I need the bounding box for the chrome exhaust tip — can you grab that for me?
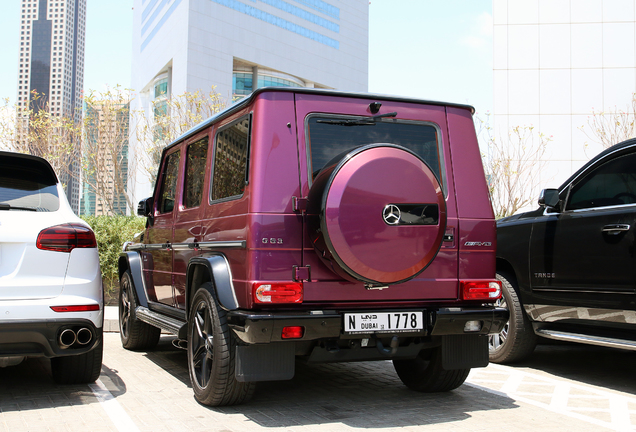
[76,328,92,345]
[59,329,77,349]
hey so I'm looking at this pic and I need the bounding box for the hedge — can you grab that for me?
[80,215,146,305]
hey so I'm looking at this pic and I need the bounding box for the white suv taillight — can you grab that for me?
[460,280,502,301]
[36,224,97,252]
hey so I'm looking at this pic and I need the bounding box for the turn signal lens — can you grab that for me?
[253,282,303,304]
[51,305,100,312]
[37,224,97,252]
[282,326,304,339]
[461,280,502,300]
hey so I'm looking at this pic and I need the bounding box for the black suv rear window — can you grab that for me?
[307,116,443,188]
[0,156,59,212]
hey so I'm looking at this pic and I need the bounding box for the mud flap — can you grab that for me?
[235,342,295,382]
[441,334,488,370]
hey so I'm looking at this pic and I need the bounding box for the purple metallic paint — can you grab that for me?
[316,146,446,284]
[142,89,496,311]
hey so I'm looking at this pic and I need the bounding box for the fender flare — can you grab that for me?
[187,254,239,313]
[118,251,149,308]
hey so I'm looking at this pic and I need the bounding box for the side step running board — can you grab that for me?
[136,306,186,336]
[536,328,636,351]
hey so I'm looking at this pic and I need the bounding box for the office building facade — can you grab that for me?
[16,0,87,213]
[131,0,369,201]
[493,0,636,207]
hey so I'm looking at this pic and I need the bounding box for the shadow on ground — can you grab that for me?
[0,354,127,413]
[140,335,519,429]
[509,341,636,395]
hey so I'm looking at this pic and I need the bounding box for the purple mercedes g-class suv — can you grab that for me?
[119,88,508,406]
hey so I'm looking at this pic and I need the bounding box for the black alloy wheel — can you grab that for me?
[118,270,160,350]
[488,293,509,353]
[187,285,255,406]
[190,295,215,389]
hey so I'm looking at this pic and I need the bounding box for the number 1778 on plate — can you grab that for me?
[344,312,424,333]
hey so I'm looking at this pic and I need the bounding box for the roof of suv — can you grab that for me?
[166,87,476,154]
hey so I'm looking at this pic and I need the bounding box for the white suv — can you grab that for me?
[0,151,103,384]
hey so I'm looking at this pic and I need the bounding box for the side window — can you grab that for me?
[567,152,636,211]
[184,138,208,208]
[158,150,180,214]
[210,117,250,202]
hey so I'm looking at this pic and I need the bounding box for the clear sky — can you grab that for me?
[0,0,492,114]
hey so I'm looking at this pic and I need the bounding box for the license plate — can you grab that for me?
[344,311,424,334]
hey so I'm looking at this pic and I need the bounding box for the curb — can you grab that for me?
[104,305,119,333]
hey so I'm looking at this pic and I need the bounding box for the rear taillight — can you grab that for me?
[461,280,502,301]
[253,282,303,304]
[37,224,97,252]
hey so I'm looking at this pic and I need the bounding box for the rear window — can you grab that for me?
[0,156,59,212]
[306,116,444,190]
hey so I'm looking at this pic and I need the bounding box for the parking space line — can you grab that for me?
[89,379,140,432]
[467,364,636,432]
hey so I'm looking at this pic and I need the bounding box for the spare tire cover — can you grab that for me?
[307,144,446,285]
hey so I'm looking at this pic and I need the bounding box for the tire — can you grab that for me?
[488,271,537,364]
[393,347,469,392]
[119,270,160,350]
[51,338,103,384]
[187,285,255,406]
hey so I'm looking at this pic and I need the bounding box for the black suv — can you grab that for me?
[491,138,636,363]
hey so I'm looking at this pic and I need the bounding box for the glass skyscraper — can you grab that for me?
[16,0,87,213]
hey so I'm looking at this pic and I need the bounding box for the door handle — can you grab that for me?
[602,224,631,235]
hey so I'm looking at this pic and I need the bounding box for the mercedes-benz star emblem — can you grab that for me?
[382,204,401,225]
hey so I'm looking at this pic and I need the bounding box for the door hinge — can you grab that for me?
[292,196,308,213]
[293,265,311,282]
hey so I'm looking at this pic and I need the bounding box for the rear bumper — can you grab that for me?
[228,306,509,344]
[0,319,102,358]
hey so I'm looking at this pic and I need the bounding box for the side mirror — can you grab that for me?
[538,189,560,210]
[137,197,153,217]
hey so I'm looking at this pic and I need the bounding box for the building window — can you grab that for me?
[154,79,168,99]
[232,71,302,101]
[232,73,253,96]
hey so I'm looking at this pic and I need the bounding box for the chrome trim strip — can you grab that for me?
[536,329,636,351]
[136,306,184,335]
[198,241,247,249]
[126,241,246,251]
[126,243,166,251]
[532,288,633,294]
[171,244,192,251]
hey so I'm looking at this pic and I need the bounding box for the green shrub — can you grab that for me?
[81,215,146,305]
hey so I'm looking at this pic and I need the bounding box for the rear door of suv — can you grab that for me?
[294,93,460,303]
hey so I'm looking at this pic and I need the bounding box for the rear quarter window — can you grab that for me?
[210,116,251,202]
[0,156,59,212]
